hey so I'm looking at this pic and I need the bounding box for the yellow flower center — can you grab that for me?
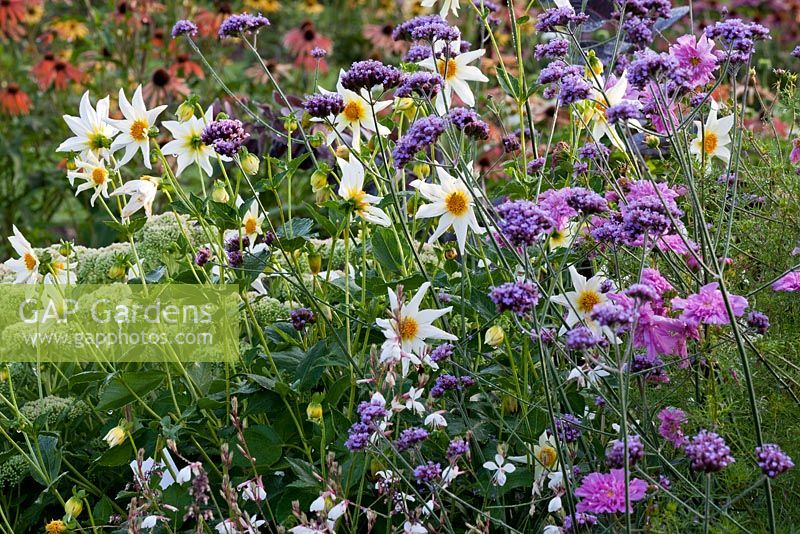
[244,216,258,236]
[397,316,419,341]
[23,252,37,271]
[436,58,458,80]
[702,132,718,154]
[52,261,65,273]
[445,190,469,216]
[348,189,368,212]
[91,167,107,186]
[690,56,701,66]
[538,446,557,468]
[577,289,601,314]
[342,100,364,122]
[45,520,67,534]
[130,119,149,142]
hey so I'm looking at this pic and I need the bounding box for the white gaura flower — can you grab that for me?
[424,410,447,429]
[376,282,457,375]
[110,176,159,219]
[419,40,488,114]
[337,156,391,227]
[483,453,516,486]
[161,105,221,176]
[68,151,111,207]
[410,167,485,254]
[215,515,266,534]
[4,226,39,284]
[690,99,734,164]
[580,72,639,151]
[404,386,426,415]
[318,71,392,149]
[239,201,265,244]
[57,91,118,159]
[105,85,167,169]
[567,364,610,389]
[547,471,565,513]
[421,0,459,18]
[549,265,609,335]
[404,521,428,534]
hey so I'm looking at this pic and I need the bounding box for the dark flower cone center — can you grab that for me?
[152,68,171,87]
[382,24,393,35]
[54,61,67,71]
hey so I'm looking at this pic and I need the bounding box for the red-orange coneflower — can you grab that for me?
[168,53,205,80]
[0,0,27,40]
[195,3,233,38]
[363,24,406,55]
[0,82,31,116]
[283,21,332,72]
[143,68,189,106]
[31,53,84,91]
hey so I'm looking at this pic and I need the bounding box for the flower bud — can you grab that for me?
[309,132,325,148]
[212,181,230,203]
[484,325,505,348]
[645,135,660,149]
[58,241,74,258]
[308,252,322,275]
[444,248,458,261]
[412,162,430,178]
[335,146,350,160]
[176,100,195,122]
[586,50,603,76]
[241,152,260,175]
[283,114,298,133]
[310,168,329,192]
[64,496,83,519]
[501,394,519,414]
[103,425,127,448]
[306,401,323,422]
[45,520,67,534]
[108,264,127,280]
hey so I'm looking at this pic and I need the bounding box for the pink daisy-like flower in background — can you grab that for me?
[790,138,800,165]
[669,34,718,88]
[772,271,800,292]
[574,469,648,514]
[657,407,688,448]
[284,21,332,72]
[671,282,748,326]
[363,24,406,55]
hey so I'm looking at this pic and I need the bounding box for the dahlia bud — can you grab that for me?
[58,241,74,257]
[241,152,260,175]
[335,146,350,159]
[211,181,230,203]
[645,135,660,149]
[308,132,325,148]
[412,162,430,178]
[484,325,505,348]
[283,114,298,133]
[310,168,329,192]
[176,100,196,122]
[108,264,126,280]
[306,401,323,422]
[308,252,322,275]
[103,425,127,448]
[64,496,83,519]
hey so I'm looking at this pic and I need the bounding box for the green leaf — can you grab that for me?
[31,435,61,487]
[371,228,407,273]
[239,425,282,468]
[96,370,165,411]
[304,202,338,237]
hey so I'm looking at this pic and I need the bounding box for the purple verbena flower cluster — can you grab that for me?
[340,60,403,91]
[303,93,345,118]
[395,72,443,99]
[201,119,249,158]
[218,13,270,39]
[448,108,490,139]
[755,444,794,478]
[684,430,735,472]
[393,116,448,168]
[489,281,541,315]
[606,434,645,468]
[496,199,556,247]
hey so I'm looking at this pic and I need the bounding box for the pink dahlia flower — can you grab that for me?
[574,469,648,514]
[669,34,718,88]
[671,282,748,326]
[773,271,800,292]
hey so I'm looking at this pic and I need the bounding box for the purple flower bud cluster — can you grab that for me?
[613,0,670,49]
[628,49,682,89]
[345,422,372,451]
[590,302,633,330]
[755,444,794,478]
[430,342,455,363]
[218,13,271,39]
[195,246,211,266]
[448,108,490,139]
[447,438,470,458]
[565,326,607,351]
[474,0,501,25]
[685,430,735,473]
[496,200,556,247]
[393,15,452,42]
[290,308,316,330]
[566,187,608,214]
[201,119,249,157]
[538,60,592,105]
[303,93,345,118]
[431,374,475,398]
[554,414,583,443]
[717,172,737,186]
[624,283,658,303]
[606,434,645,468]
[577,142,610,162]
[564,513,598,533]
[502,134,521,153]
[704,19,770,64]
[393,116,448,168]
[227,249,243,267]
[395,72,443,99]
[535,6,589,32]
[410,22,460,43]
[534,38,570,60]
[489,281,541,315]
[171,20,198,39]
[225,234,250,252]
[310,47,327,59]
[340,60,403,91]
[396,427,429,451]
[404,45,433,62]
[794,46,800,59]
[527,157,546,174]
[606,101,643,125]
[345,396,390,451]
[413,461,442,483]
[630,352,669,383]
[746,310,770,334]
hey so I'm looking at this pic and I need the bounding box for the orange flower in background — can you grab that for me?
[363,24,406,55]
[284,21,332,71]
[0,82,31,116]
[169,53,205,80]
[31,53,84,91]
[22,1,43,25]
[143,68,189,106]
[50,19,89,42]
[245,0,280,13]
[245,59,291,85]
[195,3,233,38]
[0,0,27,40]
[300,0,324,14]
